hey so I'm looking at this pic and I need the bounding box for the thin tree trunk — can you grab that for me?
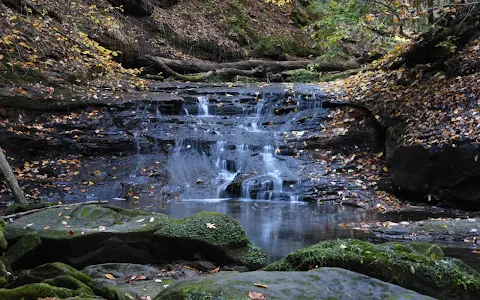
[0,146,28,204]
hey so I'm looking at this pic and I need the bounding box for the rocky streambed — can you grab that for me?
[1,82,480,299]
[1,203,480,300]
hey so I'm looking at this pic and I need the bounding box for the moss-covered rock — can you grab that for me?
[5,232,41,269]
[43,275,95,297]
[5,205,263,270]
[5,205,173,269]
[264,239,480,300]
[9,262,92,288]
[0,282,88,300]
[155,267,433,300]
[154,212,266,270]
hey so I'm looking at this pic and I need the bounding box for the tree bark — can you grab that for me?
[0,146,28,204]
[144,55,361,80]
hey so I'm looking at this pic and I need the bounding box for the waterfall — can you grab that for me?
[197,96,209,116]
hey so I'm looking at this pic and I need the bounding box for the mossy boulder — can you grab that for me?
[5,205,264,270]
[0,282,90,300]
[155,267,433,300]
[154,212,266,270]
[9,262,92,288]
[5,205,173,269]
[264,239,480,300]
[5,232,41,268]
[0,262,96,299]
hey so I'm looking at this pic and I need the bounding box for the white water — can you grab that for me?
[197,96,209,116]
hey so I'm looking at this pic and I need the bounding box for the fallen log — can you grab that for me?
[144,55,361,81]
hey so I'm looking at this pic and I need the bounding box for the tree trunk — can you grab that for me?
[144,55,361,81]
[0,146,28,204]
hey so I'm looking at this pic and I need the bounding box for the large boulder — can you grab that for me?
[5,205,172,269]
[154,211,267,270]
[264,239,480,300]
[4,205,265,270]
[0,262,95,300]
[154,267,433,300]
[387,142,480,205]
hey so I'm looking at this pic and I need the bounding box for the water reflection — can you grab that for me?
[117,199,384,262]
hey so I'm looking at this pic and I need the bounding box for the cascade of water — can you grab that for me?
[213,140,237,197]
[250,93,264,132]
[197,96,209,116]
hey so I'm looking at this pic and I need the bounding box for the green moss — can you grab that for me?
[264,239,480,300]
[0,283,82,299]
[227,244,267,270]
[87,278,125,300]
[318,69,360,82]
[157,212,248,248]
[282,69,320,83]
[0,256,12,287]
[256,33,313,58]
[6,232,41,266]
[43,275,95,296]
[105,206,152,218]
[0,219,7,252]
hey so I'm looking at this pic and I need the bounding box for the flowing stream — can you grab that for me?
[55,83,479,268]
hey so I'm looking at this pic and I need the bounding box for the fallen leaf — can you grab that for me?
[248,292,266,300]
[23,223,34,229]
[254,283,268,289]
[62,221,68,225]
[98,225,106,231]
[155,279,162,283]
[67,230,75,236]
[136,218,146,223]
[150,217,154,222]
[105,273,115,280]
[44,226,51,230]
[210,267,220,273]
[206,223,216,229]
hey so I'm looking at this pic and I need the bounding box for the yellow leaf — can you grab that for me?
[10,16,17,21]
[0,54,3,60]
[383,167,389,172]
[377,152,384,158]
[254,283,268,289]
[105,273,115,280]
[375,115,381,120]
[393,16,399,23]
